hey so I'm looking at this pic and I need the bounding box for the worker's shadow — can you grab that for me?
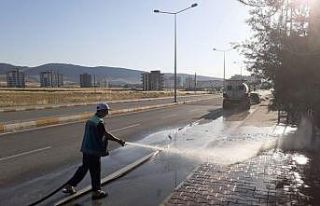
[223,109,250,121]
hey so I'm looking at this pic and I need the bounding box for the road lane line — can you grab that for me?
[161,114,177,119]
[110,124,141,132]
[0,146,51,162]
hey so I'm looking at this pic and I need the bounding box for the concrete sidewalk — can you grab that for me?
[162,104,320,205]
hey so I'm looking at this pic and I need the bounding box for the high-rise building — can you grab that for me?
[80,73,92,87]
[142,72,150,91]
[183,76,196,90]
[149,70,164,91]
[40,71,63,87]
[164,76,182,89]
[196,80,223,90]
[6,69,25,88]
[141,70,164,91]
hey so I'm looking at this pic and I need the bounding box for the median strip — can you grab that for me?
[0,97,216,134]
[0,94,213,113]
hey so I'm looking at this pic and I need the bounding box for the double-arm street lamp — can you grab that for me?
[154,3,198,102]
[212,48,234,91]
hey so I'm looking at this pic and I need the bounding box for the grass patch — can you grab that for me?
[0,88,204,107]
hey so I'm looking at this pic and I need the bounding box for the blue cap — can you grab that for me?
[96,103,110,111]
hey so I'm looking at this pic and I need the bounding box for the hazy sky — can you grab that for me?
[0,0,251,78]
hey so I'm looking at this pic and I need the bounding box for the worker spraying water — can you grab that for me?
[27,104,170,206]
[62,103,125,200]
[27,103,161,206]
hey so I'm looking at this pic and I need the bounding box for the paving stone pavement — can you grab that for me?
[163,149,320,205]
[164,103,320,206]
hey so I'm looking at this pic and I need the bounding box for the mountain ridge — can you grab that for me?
[0,63,222,85]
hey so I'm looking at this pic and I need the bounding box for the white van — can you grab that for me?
[223,80,250,109]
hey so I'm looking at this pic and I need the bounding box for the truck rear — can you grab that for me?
[223,80,250,110]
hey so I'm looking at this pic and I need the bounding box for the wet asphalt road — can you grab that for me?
[17,105,264,206]
[0,97,278,206]
[0,92,293,206]
[1,100,278,206]
[0,97,222,198]
[0,95,217,123]
[62,105,274,206]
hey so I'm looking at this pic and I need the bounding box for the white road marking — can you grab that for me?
[0,146,51,162]
[0,120,83,137]
[110,124,141,132]
[161,114,177,119]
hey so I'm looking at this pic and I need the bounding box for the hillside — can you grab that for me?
[0,63,143,85]
[0,63,221,85]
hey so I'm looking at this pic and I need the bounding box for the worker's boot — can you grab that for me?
[92,190,108,200]
[62,184,77,194]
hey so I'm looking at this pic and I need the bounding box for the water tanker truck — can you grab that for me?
[223,80,250,110]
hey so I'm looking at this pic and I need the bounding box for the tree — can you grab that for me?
[238,0,320,121]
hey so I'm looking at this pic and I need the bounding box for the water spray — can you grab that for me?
[125,132,174,151]
[125,142,166,151]
[125,141,207,160]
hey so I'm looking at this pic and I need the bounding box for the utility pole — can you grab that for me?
[194,72,197,94]
[213,48,233,92]
[94,74,96,94]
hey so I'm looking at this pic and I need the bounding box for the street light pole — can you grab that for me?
[223,51,226,89]
[174,14,177,102]
[154,3,198,103]
[213,48,233,92]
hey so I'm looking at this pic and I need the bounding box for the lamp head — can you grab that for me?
[154,9,160,13]
[191,3,198,8]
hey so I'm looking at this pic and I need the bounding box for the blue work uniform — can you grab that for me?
[67,114,108,191]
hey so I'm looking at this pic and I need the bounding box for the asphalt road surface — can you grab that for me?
[0,95,217,123]
[0,96,222,191]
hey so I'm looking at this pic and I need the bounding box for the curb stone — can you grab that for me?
[0,124,4,133]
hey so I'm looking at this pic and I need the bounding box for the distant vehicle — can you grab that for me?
[250,92,260,105]
[223,80,250,110]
